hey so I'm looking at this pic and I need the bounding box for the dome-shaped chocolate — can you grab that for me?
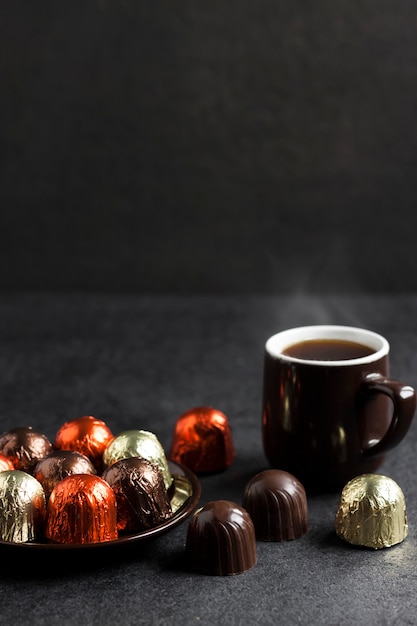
[102,457,172,532]
[33,449,97,499]
[243,469,308,541]
[0,426,53,474]
[45,474,118,544]
[186,500,256,575]
[335,473,408,549]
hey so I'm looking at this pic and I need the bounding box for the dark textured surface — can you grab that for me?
[1,293,417,625]
[1,2,417,293]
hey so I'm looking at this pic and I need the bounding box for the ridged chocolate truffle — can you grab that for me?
[186,500,257,575]
[33,450,97,499]
[45,474,118,544]
[0,470,46,543]
[0,426,53,473]
[243,469,308,541]
[103,430,173,490]
[335,473,408,549]
[102,457,172,532]
[170,406,235,473]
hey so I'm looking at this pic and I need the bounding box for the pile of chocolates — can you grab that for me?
[0,406,409,575]
[0,417,178,545]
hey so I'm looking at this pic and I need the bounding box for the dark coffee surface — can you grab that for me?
[282,338,374,360]
[1,294,417,625]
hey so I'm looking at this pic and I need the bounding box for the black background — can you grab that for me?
[1,1,417,294]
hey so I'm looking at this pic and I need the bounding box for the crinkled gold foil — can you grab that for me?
[103,430,173,490]
[0,470,46,543]
[335,474,408,549]
[170,474,193,514]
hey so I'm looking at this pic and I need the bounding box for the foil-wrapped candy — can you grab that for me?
[103,430,173,491]
[102,457,172,532]
[33,449,97,499]
[0,453,15,473]
[335,473,408,549]
[169,406,235,473]
[45,474,118,544]
[0,470,46,543]
[0,426,53,473]
[54,415,114,472]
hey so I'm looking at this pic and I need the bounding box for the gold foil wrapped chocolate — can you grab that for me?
[335,474,408,549]
[0,470,46,543]
[103,430,173,490]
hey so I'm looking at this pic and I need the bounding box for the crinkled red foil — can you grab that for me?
[170,407,235,473]
[54,416,114,472]
[45,474,118,544]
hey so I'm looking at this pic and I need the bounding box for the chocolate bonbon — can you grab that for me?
[54,416,114,472]
[102,457,172,531]
[103,430,173,490]
[0,426,53,473]
[45,474,118,544]
[335,473,408,549]
[169,406,235,473]
[186,500,256,575]
[34,450,97,499]
[0,470,46,543]
[243,469,308,541]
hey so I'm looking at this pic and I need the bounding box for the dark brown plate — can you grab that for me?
[0,460,201,550]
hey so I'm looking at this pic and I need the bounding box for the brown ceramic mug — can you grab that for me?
[262,325,416,491]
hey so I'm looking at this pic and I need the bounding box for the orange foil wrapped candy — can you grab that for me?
[170,407,235,473]
[54,416,114,471]
[34,450,97,499]
[0,426,53,473]
[102,457,172,532]
[0,470,46,543]
[45,474,118,544]
[0,453,15,472]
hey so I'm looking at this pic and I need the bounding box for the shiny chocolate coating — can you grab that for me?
[103,430,172,490]
[335,473,408,549]
[243,469,308,541]
[169,406,235,473]
[33,450,97,499]
[186,500,257,575]
[0,470,46,543]
[54,416,114,472]
[45,474,118,544]
[102,457,172,532]
[0,426,53,474]
[0,453,15,472]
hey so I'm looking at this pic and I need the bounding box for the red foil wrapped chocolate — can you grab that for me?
[45,474,118,544]
[54,416,114,472]
[0,426,53,473]
[169,406,235,473]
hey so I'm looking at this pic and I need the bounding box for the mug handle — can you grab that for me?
[360,373,416,458]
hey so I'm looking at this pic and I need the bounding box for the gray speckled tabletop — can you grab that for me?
[1,293,417,626]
